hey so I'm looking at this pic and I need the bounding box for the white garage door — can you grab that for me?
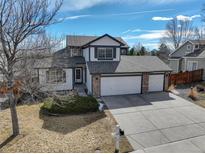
[148,74,164,92]
[101,76,141,96]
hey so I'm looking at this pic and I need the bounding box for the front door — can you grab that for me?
[75,68,82,83]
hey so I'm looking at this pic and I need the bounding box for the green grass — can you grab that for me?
[41,95,99,114]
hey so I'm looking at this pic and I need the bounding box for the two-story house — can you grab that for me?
[169,40,205,80]
[35,34,172,97]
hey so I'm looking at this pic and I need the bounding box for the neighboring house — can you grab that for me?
[35,34,172,97]
[169,40,205,80]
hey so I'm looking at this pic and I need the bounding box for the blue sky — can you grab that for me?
[48,0,205,50]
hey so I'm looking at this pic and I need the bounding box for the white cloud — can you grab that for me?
[59,15,91,21]
[149,0,188,4]
[61,0,185,11]
[123,30,166,40]
[176,15,201,21]
[122,29,131,34]
[143,43,160,49]
[132,29,143,32]
[152,16,173,21]
[152,14,201,22]
[177,24,181,28]
[110,9,174,16]
[61,0,105,11]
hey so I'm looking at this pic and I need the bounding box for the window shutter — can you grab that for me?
[113,48,116,58]
[95,47,97,58]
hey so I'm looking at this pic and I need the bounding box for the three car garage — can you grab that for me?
[100,74,165,96]
[87,56,172,97]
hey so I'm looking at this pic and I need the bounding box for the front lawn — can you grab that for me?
[0,103,133,153]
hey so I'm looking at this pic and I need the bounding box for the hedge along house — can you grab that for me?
[35,34,172,97]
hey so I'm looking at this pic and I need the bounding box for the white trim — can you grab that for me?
[184,58,187,72]
[75,68,82,83]
[177,59,180,72]
[168,58,180,61]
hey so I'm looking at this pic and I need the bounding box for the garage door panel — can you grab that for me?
[101,76,141,96]
[148,74,164,92]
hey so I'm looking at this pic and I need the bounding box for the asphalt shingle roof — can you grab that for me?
[34,48,85,68]
[87,56,172,74]
[185,47,205,57]
[66,35,129,48]
[190,40,205,44]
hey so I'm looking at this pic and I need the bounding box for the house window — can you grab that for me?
[187,45,191,51]
[121,49,127,55]
[195,44,199,49]
[187,61,198,71]
[97,47,113,60]
[46,69,66,84]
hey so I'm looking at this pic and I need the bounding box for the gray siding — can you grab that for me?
[184,58,205,80]
[180,59,185,71]
[171,42,194,57]
[168,59,179,73]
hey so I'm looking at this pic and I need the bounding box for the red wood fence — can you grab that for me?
[169,69,204,86]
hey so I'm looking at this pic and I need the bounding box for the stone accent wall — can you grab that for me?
[92,74,101,97]
[142,73,149,93]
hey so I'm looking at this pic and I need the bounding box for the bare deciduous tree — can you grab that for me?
[0,0,62,136]
[163,18,194,49]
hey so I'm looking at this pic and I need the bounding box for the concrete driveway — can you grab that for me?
[102,92,205,153]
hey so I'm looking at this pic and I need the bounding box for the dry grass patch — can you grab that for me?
[0,104,132,153]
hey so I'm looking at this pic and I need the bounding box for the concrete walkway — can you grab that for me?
[102,92,205,153]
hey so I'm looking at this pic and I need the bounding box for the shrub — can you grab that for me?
[41,95,99,114]
[188,87,198,101]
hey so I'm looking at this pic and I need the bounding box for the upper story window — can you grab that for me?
[187,44,191,51]
[97,47,114,60]
[195,44,199,49]
[46,69,66,84]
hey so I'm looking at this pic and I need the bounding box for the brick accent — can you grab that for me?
[92,74,101,97]
[142,73,149,93]
[164,73,170,91]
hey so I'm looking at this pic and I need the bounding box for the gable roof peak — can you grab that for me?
[66,34,128,47]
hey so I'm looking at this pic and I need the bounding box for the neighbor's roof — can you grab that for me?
[184,47,205,57]
[66,34,129,48]
[189,40,205,44]
[87,56,172,74]
[170,40,205,58]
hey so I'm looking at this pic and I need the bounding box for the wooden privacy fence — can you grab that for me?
[0,80,21,96]
[169,69,204,85]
